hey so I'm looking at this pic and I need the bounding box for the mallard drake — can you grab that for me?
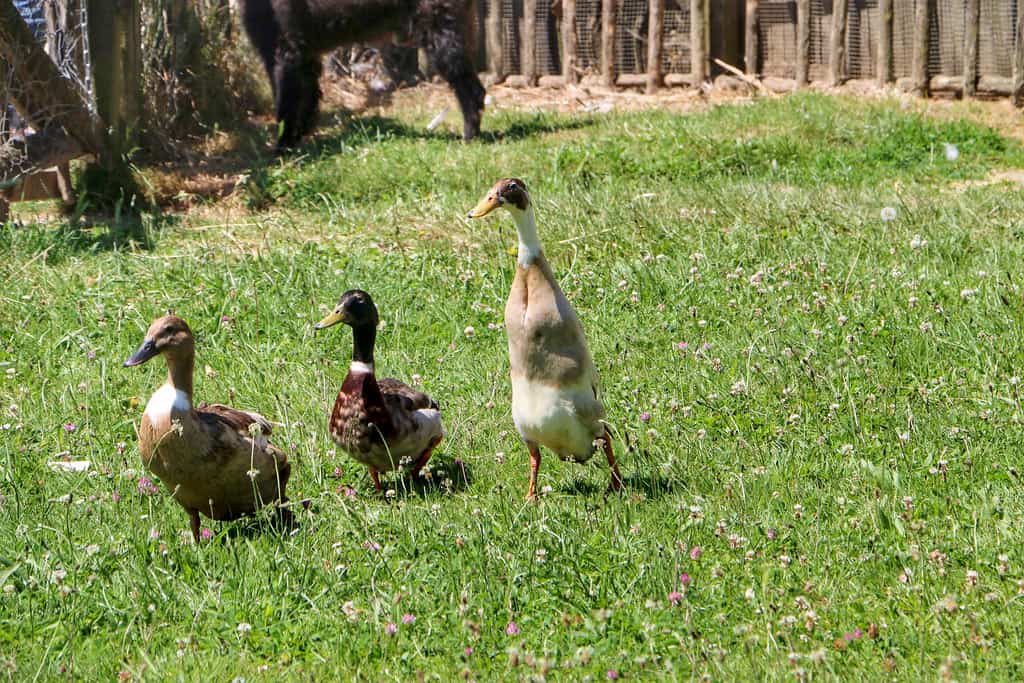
[468,178,623,499]
[315,290,444,491]
[123,315,291,541]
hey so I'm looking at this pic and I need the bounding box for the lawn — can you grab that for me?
[3,91,1024,680]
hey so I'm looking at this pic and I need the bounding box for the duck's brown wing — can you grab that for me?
[196,402,289,477]
[376,378,439,412]
[197,402,274,435]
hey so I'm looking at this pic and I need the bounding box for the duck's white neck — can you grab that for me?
[509,205,542,266]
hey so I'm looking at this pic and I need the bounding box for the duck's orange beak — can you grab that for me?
[467,193,501,219]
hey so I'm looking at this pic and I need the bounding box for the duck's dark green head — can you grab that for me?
[315,289,379,330]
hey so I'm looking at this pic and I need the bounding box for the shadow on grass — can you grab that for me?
[0,211,177,264]
[564,466,680,500]
[303,112,595,157]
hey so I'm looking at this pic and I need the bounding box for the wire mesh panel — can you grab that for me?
[661,0,691,74]
[576,0,603,72]
[616,0,649,74]
[978,0,1015,77]
[846,0,878,78]
[808,0,832,81]
[3,0,91,175]
[929,0,966,76]
[892,0,916,77]
[757,0,797,77]
[536,0,561,74]
[502,0,524,73]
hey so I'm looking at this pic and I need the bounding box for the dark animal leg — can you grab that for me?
[602,429,624,493]
[189,509,201,543]
[369,467,383,492]
[424,26,485,141]
[239,0,279,95]
[294,57,323,141]
[411,436,443,478]
[272,47,314,151]
[526,441,541,500]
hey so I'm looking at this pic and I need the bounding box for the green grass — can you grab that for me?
[3,92,1024,680]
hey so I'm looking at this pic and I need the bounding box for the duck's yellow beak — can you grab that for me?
[314,310,346,330]
[467,193,501,219]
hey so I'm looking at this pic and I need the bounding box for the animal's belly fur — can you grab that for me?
[511,378,600,462]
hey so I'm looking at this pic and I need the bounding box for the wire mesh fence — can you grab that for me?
[846,0,879,79]
[576,0,603,73]
[616,0,649,74]
[978,0,1016,77]
[757,0,798,78]
[661,0,691,74]
[2,0,93,189]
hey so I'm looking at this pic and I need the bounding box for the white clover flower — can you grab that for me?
[880,207,897,221]
[909,234,927,249]
[237,622,252,636]
[943,143,959,161]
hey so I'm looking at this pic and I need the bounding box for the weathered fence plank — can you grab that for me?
[877,0,891,85]
[744,0,758,76]
[562,0,578,84]
[486,0,505,82]
[1015,5,1024,106]
[690,0,705,84]
[829,0,847,85]
[912,0,928,96]
[646,0,664,92]
[963,0,979,96]
[522,0,537,85]
[601,0,616,86]
[796,0,809,85]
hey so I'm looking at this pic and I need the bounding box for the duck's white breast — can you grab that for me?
[144,384,191,424]
[511,377,600,461]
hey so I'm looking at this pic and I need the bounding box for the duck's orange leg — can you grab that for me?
[369,468,383,492]
[526,441,541,501]
[411,436,443,478]
[603,430,624,493]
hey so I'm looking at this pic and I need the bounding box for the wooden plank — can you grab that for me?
[1015,4,1024,106]
[979,74,1013,95]
[646,0,664,92]
[877,0,892,85]
[744,0,759,76]
[912,0,928,96]
[486,0,506,82]
[690,0,706,84]
[963,0,979,96]
[601,0,616,86]
[796,0,809,86]
[829,0,847,85]
[563,0,578,84]
[523,0,537,84]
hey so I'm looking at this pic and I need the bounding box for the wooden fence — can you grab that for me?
[480,0,1024,102]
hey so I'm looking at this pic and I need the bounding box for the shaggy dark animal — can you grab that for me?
[239,0,486,150]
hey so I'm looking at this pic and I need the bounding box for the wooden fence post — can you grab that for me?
[877,0,891,85]
[601,0,616,86]
[963,0,979,96]
[646,0,664,92]
[1014,3,1024,106]
[486,0,506,82]
[829,0,847,85]
[911,0,928,96]
[690,0,706,84]
[563,0,578,84]
[796,0,809,85]
[88,0,142,156]
[523,0,537,84]
[744,0,759,76]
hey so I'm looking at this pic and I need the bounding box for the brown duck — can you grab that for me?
[315,290,444,491]
[468,178,623,499]
[123,315,291,541]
